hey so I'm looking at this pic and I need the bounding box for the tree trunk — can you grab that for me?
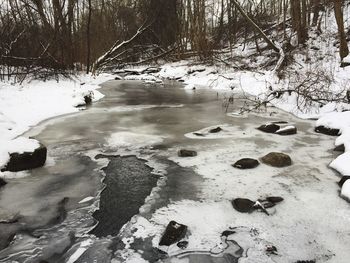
[291,0,308,44]
[334,0,349,60]
[231,0,280,52]
[86,0,92,73]
[312,0,321,26]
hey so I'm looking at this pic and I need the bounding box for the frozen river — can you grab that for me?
[0,80,349,263]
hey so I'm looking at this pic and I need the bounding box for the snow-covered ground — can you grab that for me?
[0,73,112,175]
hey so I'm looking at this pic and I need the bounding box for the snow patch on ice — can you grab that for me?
[185,124,240,139]
[151,200,235,251]
[107,132,164,149]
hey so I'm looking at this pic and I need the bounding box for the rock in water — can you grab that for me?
[261,201,275,209]
[232,158,259,169]
[260,197,284,209]
[257,123,280,133]
[275,126,297,135]
[315,125,340,136]
[221,230,236,237]
[0,178,7,188]
[341,180,350,202]
[261,152,292,167]
[334,144,345,152]
[338,176,350,187]
[1,144,47,172]
[209,127,222,133]
[178,149,197,157]
[266,196,284,204]
[159,221,187,246]
[232,198,255,213]
[84,94,92,105]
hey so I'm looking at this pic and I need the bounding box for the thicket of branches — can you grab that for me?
[0,0,349,79]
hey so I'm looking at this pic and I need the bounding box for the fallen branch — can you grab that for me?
[231,0,285,74]
[92,22,151,73]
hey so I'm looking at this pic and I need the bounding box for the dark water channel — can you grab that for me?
[90,155,158,237]
[0,80,316,262]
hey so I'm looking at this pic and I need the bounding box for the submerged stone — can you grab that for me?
[315,125,340,136]
[177,241,189,249]
[0,178,7,188]
[178,149,197,157]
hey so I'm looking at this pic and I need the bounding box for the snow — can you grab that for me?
[184,83,196,90]
[2,136,40,154]
[151,200,236,252]
[78,196,94,204]
[316,111,350,130]
[343,54,350,64]
[335,126,350,151]
[107,131,164,149]
[0,137,40,169]
[185,124,240,139]
[276,125,296,133]
[0,73,111,175]
[124,74,162,83]
[329,152,350,175]
[341,180,350,201]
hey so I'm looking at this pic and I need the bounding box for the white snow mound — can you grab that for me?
[329,152,350,175]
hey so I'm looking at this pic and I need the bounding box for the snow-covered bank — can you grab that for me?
[0,73,112,175]
[118,58,350,121]
[318,111,350,201]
